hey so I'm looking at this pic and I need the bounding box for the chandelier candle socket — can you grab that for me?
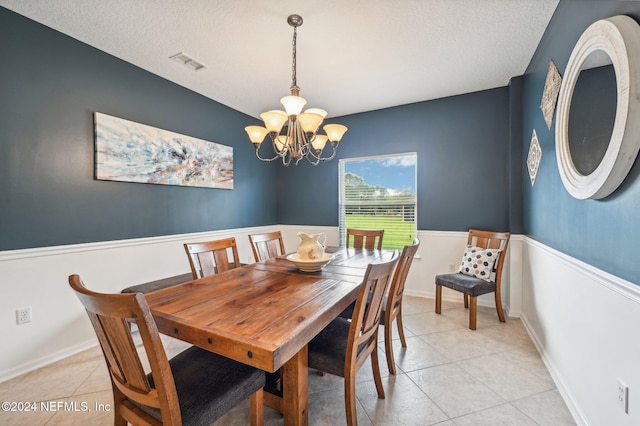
[245,14,348,166]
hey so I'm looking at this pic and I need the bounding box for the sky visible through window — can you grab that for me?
[344,155,416,194]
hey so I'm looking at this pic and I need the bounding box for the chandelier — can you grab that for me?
[245,14,348,166]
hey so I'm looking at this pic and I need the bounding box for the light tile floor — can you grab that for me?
[0,296,575,425]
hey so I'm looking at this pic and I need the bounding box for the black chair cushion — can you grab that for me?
[121,273,194,294]
[338,293,388,325]
[435,273,496,297]
[136,346,265,426]
[308,318,352,377]
[122,265,247,294]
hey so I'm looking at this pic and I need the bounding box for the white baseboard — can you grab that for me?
[521,237,640,426]
[520,314,588,426]
[0,339,97,383]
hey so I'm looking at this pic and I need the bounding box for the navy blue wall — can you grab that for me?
[522,0,640,284]
[0,7,276,250]
[276,88,515,233]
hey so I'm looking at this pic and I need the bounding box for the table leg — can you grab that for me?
[281,345,309,426]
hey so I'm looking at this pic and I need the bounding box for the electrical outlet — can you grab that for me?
[448,263,456,272]
[617,378,629,413]
[16,307,32,325]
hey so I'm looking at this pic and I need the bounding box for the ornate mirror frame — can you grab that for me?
[555,15,640,199]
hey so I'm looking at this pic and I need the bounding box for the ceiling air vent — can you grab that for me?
[169,52,206,71]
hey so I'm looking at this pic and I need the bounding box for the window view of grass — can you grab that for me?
[344,214,416,249]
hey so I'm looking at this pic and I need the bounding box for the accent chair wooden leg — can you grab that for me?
[371,349,385,399]
[384,319,396,375]
[435,285,442,314]
[397,305,407,348]
[468,296,477,330]
[495,290,506,322]
[464,294,469,309]
[249,389,264,426]
[344,365,358,426]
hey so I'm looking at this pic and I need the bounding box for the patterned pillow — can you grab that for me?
[458,245,501,282]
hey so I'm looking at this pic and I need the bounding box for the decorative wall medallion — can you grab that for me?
[540,60,562,130]
[527,129,542,186]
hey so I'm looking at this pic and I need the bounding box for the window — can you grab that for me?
[339,153,417,249]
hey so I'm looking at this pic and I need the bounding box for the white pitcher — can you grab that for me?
[296,232,326,260]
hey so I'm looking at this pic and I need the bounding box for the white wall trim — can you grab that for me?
[0,225,276,262]
[525,237,640,302]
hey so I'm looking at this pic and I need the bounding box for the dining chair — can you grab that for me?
[339,239,420,374]
[68,274,265,426]
[435,229,511,330]
[247,231,288,411]
[183,237,241,279]
[346,228,384,250]
[381,238,420,374]
[308,252,399,426]
[248,231,286,262]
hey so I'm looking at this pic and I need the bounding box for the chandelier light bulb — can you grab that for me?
[244,126,269,144]
[304,108,328,118]
[297,112,324,133]
[281,95,307,116]
[260,110,288,133]
[311,135,329,151]
[323,124,348,142]
[275,135,290,152]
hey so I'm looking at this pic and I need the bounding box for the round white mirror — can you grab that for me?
[555,15,640,199]
[568,50,616,177]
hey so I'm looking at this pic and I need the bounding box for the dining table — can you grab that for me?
[145,246,394,426]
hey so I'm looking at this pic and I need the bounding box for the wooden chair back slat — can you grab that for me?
[184,237,241,279]
[346,229,384,250]
[248,231,286,262]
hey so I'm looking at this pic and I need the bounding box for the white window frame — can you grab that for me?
[339,152,418,249]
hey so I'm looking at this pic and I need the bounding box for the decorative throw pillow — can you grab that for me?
[458,245,501,282]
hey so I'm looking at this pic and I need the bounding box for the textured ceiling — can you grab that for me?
[0,0,559,118]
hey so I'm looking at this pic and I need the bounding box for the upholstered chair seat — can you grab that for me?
[137,346,265,425]
[435,273,497,297]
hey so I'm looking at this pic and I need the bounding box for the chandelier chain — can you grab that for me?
[291,25,297,90]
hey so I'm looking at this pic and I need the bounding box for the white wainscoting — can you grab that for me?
[5,227,635,424]
[521,238,640,426]
[0,226,522,382]
[0,226,275,382]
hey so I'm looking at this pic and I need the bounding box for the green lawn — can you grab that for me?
[344,215,416,249]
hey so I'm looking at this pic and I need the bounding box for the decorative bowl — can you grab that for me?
[286,253,334,272]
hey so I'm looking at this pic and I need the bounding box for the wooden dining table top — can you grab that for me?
[145,246,394,373]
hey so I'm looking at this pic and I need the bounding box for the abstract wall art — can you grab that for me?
[94,113,233,189]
